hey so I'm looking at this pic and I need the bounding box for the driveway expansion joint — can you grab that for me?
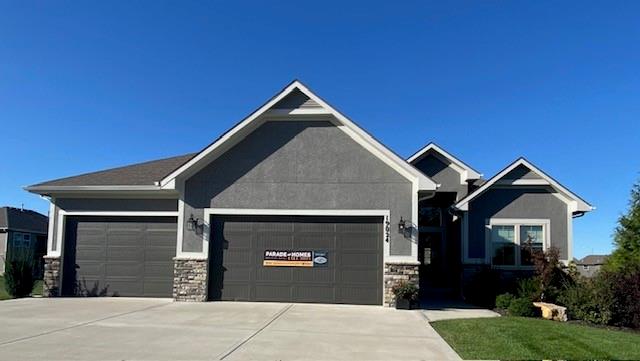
[216,303,293,360]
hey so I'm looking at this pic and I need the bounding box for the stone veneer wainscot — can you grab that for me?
[42,256,61,297]
[383,262,419,307]
[173,258,208,302]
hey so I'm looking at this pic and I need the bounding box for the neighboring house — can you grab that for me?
[25,80,593,305]
[0,207,48,277]
[576,255,608,278]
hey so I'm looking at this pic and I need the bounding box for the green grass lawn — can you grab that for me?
[431,316,640,360]
[0,276,43,300]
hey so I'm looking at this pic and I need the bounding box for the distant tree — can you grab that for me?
[607,179,640,271]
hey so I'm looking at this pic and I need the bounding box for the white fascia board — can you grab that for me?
[454,158,594,212]
[159,80,437,191]
[25,185,164,193]
[407,143,482,180]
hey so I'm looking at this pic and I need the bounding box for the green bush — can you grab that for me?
[4,249,35,298]
[495,293,515,310]
[558,279,612,325]
[508,297,538,317]
[516,277,541,301]
[391,281,418,301]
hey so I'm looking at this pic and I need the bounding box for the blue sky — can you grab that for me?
[1,1,638,258]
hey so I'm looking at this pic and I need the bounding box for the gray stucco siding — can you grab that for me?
[467,187,569,260]
[413,154,466,198]
[182,120,414,256]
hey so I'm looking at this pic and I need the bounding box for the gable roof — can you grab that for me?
[159,80,437,190]
[407,142,482,181]
[577,255,608,265]
[453,157,593,213]
[0,207,48,233]
[26,153,196,193]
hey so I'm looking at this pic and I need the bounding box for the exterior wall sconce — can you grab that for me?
[187,214,201,233]
[398,217,406,232]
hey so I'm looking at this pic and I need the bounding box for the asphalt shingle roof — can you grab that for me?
[29,153,196,187]
[0,207,48,233]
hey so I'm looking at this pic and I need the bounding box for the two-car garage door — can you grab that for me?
[209,215,384,305]
[61,214,384,305]
[62,216,177,297]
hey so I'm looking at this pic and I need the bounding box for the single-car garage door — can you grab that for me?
[62,216,177,297]
[209,215,383,305]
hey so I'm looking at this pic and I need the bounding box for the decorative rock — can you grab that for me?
[384,262,419,307]
[42,256,61,297]
[533,302,568,322]
[173,258,208,302]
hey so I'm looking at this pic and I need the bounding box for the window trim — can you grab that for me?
[485,218,550,269]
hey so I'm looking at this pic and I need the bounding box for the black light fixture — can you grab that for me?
[187,214,200,232]
[398,217,406,232]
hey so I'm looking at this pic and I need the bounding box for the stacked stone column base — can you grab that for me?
[43,256,61,297]
[173,258,208,302]
[383,262,419,307]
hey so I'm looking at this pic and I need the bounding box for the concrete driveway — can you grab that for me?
[0,298,460,361]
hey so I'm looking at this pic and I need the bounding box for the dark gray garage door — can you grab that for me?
[62,216,177,297]
[209,215,383,305]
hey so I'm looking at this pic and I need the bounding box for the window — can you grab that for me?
[12,232,31,249]
[489,220,548,268]
[520,225,543,265]
[491,225,516,266]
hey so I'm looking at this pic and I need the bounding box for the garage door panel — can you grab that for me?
[292,268,334,283]
[107,246,144,261]
[224,266,253,282]
[293,285,336,303]
[337,286,380,304]
[293,233,335,249]
[221,283,251,300]
[340,252,380,268]
[255,233,291,249]
[145,262,173,277]
[75,246,105,260]
[337,234,379,250]
[209,215,382,305]
[255,284,292,301]
[63,216,177,297]
[75,262,104,278]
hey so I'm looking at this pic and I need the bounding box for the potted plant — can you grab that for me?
[392,281,419,310]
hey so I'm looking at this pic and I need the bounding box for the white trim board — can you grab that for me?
[202,208,399,306]
[485,218,551,268]
[407,142,482,181]
[454,157,593,213]
[48,210,179,258]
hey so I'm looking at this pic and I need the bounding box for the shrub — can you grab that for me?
[558,279,612,325]
[516,278,541,301]
[527,246,574,302]
[4,249,35,298]
[599,266,640,329]
[508,297,538,317]
[463,267,500,307]
[495,293,515,310]
[391,281,418,301]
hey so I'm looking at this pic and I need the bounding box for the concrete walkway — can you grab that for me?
[421,299,501,322]
[0,298,461,360]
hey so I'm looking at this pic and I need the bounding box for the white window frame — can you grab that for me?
[13,232,32,249]
[485,218,550,269]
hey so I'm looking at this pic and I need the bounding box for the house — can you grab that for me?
[0,206,48,277]
[25,80,593,305]
[575,255,608,278]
